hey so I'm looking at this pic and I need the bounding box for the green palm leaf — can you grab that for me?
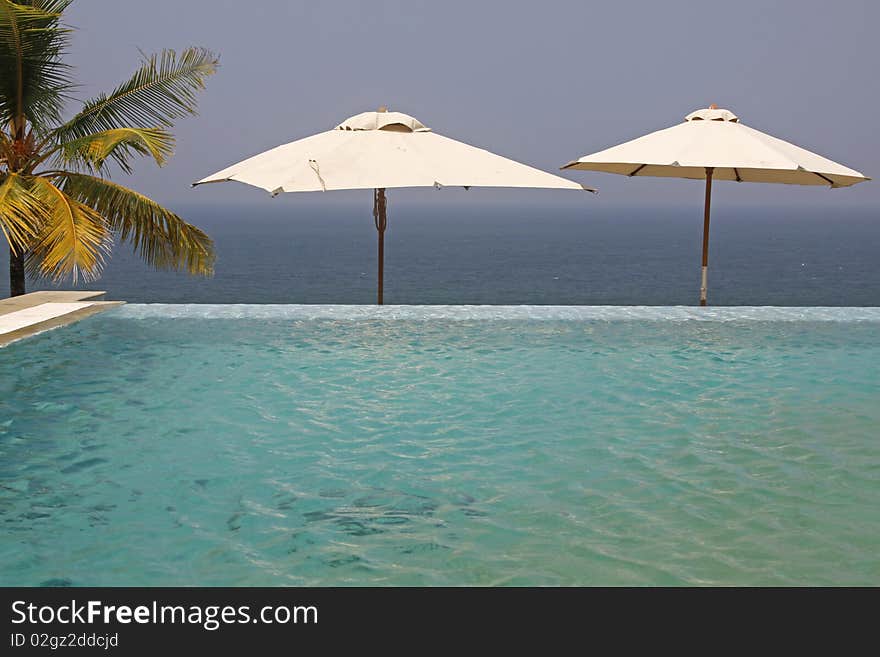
[53,47,219,144]
[30,1,73,13]
[0,0,73,135]
[53,126,175,173]
[51,171,214,275]
[2,3,217,295]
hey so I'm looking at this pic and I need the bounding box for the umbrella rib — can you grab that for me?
[190,178,231,188]
[810,171,835,187]
[737,124,857,185]
[628,164,647,177]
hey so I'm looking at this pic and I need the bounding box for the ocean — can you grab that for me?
[4,204,878,306]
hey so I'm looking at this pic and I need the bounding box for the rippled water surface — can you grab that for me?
[1,306,879,585]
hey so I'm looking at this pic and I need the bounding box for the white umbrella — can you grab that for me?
[563,105,869,305]
[194,108,593,303]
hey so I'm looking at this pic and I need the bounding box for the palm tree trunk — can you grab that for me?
[9,247,25,297]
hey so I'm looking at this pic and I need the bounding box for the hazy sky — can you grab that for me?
[61,0,878,211]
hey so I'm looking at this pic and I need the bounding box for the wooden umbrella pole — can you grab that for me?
[373,188,388,305]
[700,167,714,306]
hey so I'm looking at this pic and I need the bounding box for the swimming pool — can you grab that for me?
[1,305,879,586]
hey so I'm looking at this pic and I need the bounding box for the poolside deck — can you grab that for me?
[0,291,124,347]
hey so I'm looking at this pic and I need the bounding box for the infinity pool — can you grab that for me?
[1,305,879,586]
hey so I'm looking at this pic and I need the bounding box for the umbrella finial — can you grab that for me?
[377,105,388,113]
[709,103,718,109]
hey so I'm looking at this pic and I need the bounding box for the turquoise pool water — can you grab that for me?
[1,305,879,586]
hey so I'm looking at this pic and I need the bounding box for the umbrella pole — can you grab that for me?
[373,188,387,305]
[700,167,714,306]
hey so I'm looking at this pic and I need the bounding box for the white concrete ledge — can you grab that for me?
[0,302,95,333]
[0,291,123,346]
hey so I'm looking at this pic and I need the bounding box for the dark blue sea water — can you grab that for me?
[4,204,879,305]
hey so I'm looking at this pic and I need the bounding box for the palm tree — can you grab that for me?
[0,0,217,297]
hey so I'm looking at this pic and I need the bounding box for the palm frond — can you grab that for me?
[0,0,73,135]
[0,170,46,249]
[0,128,10,166]
[52,47,219,143]
[53,126,175,173]
[51,171,214,275]
[27,174,110,281]
[30,1,73,13]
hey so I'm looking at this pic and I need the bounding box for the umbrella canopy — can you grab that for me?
[195,108,591,303]
[563,105,869,304]
[197,110,591,194]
